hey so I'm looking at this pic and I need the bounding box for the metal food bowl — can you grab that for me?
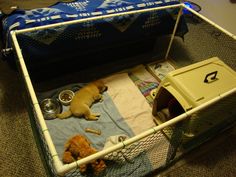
[58,89,75,106]
[40,98,62,120]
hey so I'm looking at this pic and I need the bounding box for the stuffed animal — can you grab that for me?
[62,135,106,175]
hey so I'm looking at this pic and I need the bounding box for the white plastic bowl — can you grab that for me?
[58,90,75,106]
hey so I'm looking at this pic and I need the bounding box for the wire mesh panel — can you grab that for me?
[155,6,236,158]
[60,131,171,177]
[169,14,236,69]
[11,4,236,177]
[181,93,236,150]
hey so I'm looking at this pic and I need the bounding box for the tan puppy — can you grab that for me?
[57,80,107,120]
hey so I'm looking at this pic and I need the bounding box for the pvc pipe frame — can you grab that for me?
[165,5,183,59]
[182,4,236,40]
[10,3,236,176]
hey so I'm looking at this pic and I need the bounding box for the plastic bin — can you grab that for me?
[152,57,236,144]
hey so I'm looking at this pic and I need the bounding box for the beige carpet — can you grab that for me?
[156,16,236,177]
[159,127,236,177]
[0,57,47,177]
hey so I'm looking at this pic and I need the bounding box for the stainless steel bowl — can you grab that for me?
[40,98,62,120]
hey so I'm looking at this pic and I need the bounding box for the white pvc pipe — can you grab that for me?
[58,87,236,175]
[10,3,236,176]
[181,3,236,40]
[15,4,182,34]
[165,6,183,59]
[10,31,63,171]
[11,4,184,175]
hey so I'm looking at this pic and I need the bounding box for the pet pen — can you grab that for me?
[8,2,236,177]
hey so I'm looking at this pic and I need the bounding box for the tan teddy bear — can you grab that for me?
[62,134,106,176]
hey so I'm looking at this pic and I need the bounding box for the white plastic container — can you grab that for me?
[153,57,236,144]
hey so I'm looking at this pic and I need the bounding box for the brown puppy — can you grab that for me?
[57,80,107,120]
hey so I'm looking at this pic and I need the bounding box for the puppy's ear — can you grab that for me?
[102,86,108,92]
[95,80,107,93]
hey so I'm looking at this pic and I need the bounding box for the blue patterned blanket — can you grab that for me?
[1,0,187,81]
[3,0,181,34]
[2,0,187,48]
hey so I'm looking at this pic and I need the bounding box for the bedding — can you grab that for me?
[37,72,170,176]
[1,0,188,81]
[129,65,159,106]
[38,73,156,156]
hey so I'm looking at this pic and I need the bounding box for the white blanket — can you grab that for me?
[103,73,156,134]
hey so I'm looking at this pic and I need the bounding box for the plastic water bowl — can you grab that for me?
[58,89,75,106]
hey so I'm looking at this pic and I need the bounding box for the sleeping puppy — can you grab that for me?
[57,80,107,120]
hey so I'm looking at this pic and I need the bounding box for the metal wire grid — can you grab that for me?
[11,4,236,177]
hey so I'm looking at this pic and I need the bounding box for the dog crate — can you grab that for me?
[9,2,236,177]
[152,57,236,149]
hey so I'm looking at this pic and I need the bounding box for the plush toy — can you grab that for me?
[62,135,106,176]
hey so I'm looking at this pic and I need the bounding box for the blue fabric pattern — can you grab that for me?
[4,0,178,31]
[1,0,188,79]
[3,0,183,46]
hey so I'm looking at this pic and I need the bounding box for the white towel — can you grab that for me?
[103,73,156,135]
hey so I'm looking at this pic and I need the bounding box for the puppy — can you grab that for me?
[57,80,107,120]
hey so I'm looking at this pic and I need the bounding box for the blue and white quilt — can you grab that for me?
[1,0,187,69]
[3,0,181,34]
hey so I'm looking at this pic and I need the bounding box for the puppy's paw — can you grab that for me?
[99,97,103,102]
[56,110,72,119]
[85,114,100,120]
[94,94,102,102]
[93,113,101,117]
